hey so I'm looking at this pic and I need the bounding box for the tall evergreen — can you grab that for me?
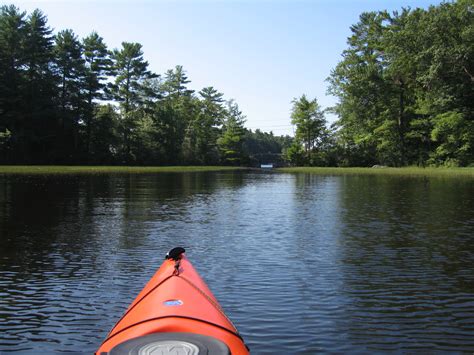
[160,66,197,163]
[163,65,194,98]
[217,100,247,165]
[290,95,326,163]
[82,31,111,159]
[110,42,155,159]
[0,5,26,162]
[23,9,55,162]
[327,11,390,166]
[192,86,225,163]
[53,29,85,161]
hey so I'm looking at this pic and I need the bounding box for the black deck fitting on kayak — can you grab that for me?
[166,247,186,261]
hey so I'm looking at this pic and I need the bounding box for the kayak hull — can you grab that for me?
[96,252,248,354]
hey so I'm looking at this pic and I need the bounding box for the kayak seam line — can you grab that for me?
[100,315,246,347]
[103,274,174,341]
[179,275,240,334]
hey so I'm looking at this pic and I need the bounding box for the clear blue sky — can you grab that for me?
[12,0,441,136]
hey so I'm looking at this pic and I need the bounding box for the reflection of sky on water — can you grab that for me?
[0,172,473,353]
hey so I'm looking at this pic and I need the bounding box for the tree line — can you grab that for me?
[0,5,291,166]
[287,0,473,167]
[2,2,472,168]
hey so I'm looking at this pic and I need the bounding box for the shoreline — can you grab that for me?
[0,165,247,175]
[277,167,474,177]
[0,165,472,178]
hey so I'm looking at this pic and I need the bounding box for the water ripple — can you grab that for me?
[0,172,473,353]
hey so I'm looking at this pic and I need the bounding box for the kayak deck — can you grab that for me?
[97,249,249,354]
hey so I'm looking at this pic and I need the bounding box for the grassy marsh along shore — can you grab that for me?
[277,167,474,178]
[0,166,246,175]
[1,166,472,178]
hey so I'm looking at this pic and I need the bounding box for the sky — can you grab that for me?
[11,0,442,136]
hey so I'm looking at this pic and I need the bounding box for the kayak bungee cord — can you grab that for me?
[173,257,181,276]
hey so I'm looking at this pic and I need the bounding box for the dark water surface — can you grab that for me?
[1,171,473,353]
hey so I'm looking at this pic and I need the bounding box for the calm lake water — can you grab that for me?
[0,171,473,353]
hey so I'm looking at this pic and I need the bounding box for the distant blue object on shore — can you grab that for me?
[261,164,273,169]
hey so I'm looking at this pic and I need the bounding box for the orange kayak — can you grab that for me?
[96,247,249,354]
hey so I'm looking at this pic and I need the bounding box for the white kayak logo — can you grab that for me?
[163,299,183,306]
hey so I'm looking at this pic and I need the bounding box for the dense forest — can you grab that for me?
[0,5,291,166]
[288,0,473,167]
[1,1,472,167]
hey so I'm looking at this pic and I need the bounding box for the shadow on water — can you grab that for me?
[0,171,473,353]
[0,171,247,352]
[335,175,474,351]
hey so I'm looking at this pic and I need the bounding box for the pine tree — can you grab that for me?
[82,31,111,159]
[163,65,194,98]
[23,9,56,162]
[53,29,85,161]
[0,5,27,161]
[290,95,326,163]
[217,100,247,165]
[110,42,155,159]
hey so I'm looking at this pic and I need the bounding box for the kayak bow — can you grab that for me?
[97,247,249,355]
